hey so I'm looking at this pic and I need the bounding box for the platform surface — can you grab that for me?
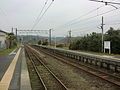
[0,48,17,81]
[8,48,31,90]
[20,49,31,90]
[0,47,32,90]
[0,48,21,90]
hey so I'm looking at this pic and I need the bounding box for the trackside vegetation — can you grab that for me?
[69,27,120,54]
[0,46,17,56]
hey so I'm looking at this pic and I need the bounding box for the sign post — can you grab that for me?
[104,41,111,54]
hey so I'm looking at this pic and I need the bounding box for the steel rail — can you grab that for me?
[25,47,47,90]
[26,46,68,90]
[33,46,120,87]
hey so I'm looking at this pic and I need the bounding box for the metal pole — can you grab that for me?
[16,28,17,41]
[101,16,104,53]
[69,30,71,44]
[55,36,56,48]
[11,27,13,33]
[49,29,52,46]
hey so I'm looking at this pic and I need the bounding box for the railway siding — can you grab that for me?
[34,45,120,73]
[30,45,120,89]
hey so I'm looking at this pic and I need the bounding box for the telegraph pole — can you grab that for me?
[49,29,52,46]
[101,16,105,53]
[54,36,56,48]
[11,27,13,33]
[15,28,18,41]
[68,30,72,45]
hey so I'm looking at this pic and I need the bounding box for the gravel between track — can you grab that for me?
[38,50,120,90]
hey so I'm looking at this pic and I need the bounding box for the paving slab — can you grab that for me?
[8,49,22,90]
[20,49,31,90]
[8,48,31,90]
[0,48,21,90]
[0,54,16,81]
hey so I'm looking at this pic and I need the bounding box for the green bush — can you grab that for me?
[69,27,120,54]
[56,44,64,47]
[38,40,41,45]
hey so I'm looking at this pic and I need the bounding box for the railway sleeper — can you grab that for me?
[35,45,120,73]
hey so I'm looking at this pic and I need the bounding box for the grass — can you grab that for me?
[0,46,17,56]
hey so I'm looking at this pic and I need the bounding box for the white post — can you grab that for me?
[109,45,111,54]
[55,36,56,48]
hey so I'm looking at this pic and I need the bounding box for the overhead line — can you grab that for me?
[67,7,120,27]
[90,0,120,5]
[31,0,54,30]
[64,6,104,25]
[31,0,49,30]
[0,7,6,16]
[72,24,100,31]
[35,0,49,24]
[56,6,120,30]
[55,5,104,29]
[106,22,120,25]
[72,26,100,36]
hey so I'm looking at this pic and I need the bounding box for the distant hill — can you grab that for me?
[17,35,64,44]
[58,36,82,44]
[17,35,81,44]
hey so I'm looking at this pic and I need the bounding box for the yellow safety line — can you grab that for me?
[0,48,21,90]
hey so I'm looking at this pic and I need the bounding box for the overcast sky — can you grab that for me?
[0,0,120,37]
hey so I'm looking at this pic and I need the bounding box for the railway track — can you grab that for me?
[25,49,46,90]
[25,46,67,90]
[31,45,120,88]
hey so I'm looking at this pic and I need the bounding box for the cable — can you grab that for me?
[105,22,120,25]
[0,7,6,16]
[56,6,120,30]
[67,7,120,27]
[72,26,100,37]
[64,6,104,25]
[55,5,104,29]
[90,0,120,5]
[35,0,48,24]
[73,24,100,31]
[31,0,54,30]
[31,0,49,30]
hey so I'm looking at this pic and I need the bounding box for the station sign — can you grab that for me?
[104,41,111,54]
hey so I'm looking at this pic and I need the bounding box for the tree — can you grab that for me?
[69,32,102,52]
[38,40,42,45]
[6,33,16,49]
[70,27,120,54]
[105,27,120,54]
[42,39,48,45]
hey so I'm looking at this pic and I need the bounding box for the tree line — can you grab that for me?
[69,27,120,54]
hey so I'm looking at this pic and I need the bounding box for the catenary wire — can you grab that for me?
[56,6,120,30]
[31,0,49,30]
[31,0,54,30]
[67,7,120,27]
[55,5,104,29]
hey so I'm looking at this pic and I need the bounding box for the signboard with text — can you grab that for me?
[104,41,111,54]
[104,41,110,49]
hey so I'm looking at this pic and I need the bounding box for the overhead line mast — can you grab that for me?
[90,0,119,53]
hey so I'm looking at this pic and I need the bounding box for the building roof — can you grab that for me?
[0,30,7,34]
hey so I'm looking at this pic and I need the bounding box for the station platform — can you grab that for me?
[0,54,15,81]
[0,47,31,90]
